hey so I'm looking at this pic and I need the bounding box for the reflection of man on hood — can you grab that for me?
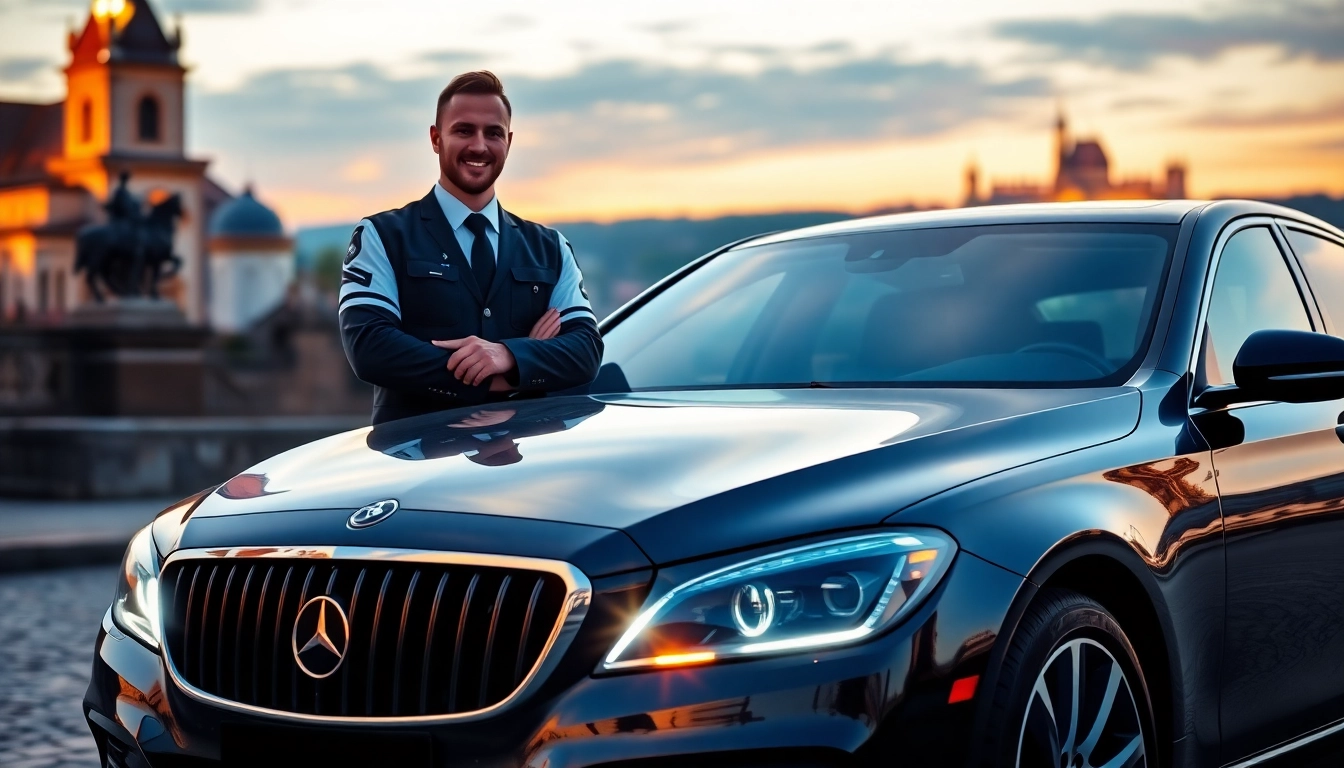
[366,398,605,466]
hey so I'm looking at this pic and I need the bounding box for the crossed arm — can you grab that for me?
[433,308,562,390]
[427,231,601,393]
[340,303,595,404]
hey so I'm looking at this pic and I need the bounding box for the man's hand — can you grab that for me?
[431,336,516,386]
[530,308,561,340]
[432,312,555,388]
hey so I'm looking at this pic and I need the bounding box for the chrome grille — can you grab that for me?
[158,547,587,721]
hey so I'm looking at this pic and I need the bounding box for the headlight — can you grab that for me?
[112,525,161,650]
[603,530,955,670]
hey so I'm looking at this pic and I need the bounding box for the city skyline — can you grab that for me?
[2,0,1342,226]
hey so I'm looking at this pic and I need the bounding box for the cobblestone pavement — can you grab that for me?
[0,566,112,768]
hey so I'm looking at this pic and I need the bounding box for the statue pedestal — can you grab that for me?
[67,297,189,329]
[65,299,208,416]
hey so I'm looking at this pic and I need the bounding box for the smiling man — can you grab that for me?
[339,71,602,424]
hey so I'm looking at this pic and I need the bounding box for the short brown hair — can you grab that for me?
[436,70,512,123]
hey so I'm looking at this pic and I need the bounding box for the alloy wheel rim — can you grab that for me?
[1016,637,1147,768]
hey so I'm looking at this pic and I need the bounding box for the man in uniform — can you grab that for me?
[340,71,602,424]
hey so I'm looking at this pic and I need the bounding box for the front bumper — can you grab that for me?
[85,551,1021,767]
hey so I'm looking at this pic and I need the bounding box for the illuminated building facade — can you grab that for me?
[0,0,287,329]
[965,111,1187,207]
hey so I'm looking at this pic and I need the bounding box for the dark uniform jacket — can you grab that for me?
[339,188,602,425]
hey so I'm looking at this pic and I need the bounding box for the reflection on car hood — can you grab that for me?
[192,388,1139,561]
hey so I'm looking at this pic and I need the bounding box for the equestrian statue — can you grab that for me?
[75,171,185,302]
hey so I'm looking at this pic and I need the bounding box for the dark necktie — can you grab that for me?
[464,212,495,294]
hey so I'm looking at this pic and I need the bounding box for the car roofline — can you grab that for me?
[1199,198,1344,240]
[745,200,1212,247]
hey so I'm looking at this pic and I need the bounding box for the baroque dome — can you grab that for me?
[209,186,284,237]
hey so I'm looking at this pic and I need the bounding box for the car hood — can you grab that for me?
[191,387,1139,563]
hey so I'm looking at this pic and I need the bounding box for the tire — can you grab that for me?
[978,588,1156,768]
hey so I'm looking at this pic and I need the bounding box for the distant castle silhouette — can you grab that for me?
[964,111,1186,206]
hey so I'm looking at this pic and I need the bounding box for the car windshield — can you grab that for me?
[598,223,1178,391]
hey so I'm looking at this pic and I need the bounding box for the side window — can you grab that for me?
[1202,226,1311,386]
[1285,228,1344,335]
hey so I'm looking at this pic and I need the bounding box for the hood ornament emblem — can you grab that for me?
[348,499,399,529]
[292,596,349,679]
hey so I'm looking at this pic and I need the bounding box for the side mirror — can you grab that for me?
[1232,329,1344,404]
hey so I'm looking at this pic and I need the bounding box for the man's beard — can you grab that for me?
[444,152,504,195]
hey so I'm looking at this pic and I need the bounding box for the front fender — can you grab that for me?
[890,378,1224,763]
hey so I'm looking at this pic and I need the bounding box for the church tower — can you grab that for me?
[1053,108,1070,195]
[963,160,979,207]
[46,0,210,322]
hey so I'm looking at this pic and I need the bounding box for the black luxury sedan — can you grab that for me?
[87,200,1344,768]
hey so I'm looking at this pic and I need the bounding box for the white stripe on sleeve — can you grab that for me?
[337,219,400,319]
[551,232,596,323]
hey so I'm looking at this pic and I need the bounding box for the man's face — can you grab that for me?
[430,93,512,197]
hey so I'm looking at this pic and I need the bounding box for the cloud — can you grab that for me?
[1109,96,1175,111]
[193,50,1048,184]
[0,56,53,82]
[994,0,1344,70]
[640,20,694,38]
[156,0,262,12]
[692,40,860,71]
[0,0,84,19]
[488,14,533,32]
[1189,98,1344,128]
[194,62,436,156]
[808,41,856,56]
[706,43,786,60]
[0,0,260,11]
[506,57,1046,168]
[418,50,488,68]
[0,0,84,9]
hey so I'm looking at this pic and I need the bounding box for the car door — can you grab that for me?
[1192,220,1344,763]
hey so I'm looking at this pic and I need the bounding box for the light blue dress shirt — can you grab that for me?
[432,182,499,266]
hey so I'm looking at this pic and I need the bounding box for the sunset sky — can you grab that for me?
[2,0,1342,226]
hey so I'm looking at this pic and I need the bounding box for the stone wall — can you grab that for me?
[0,302,376,498]
[0,415,364,498]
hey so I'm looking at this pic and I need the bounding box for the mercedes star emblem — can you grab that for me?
[291,596,350,679]
[348,499,399,529]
